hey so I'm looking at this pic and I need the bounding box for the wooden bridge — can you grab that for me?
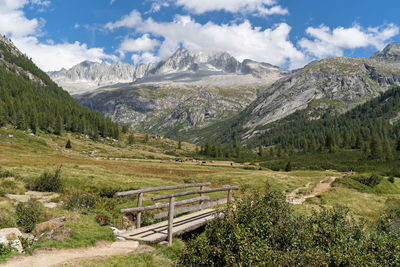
[115,183,238,246]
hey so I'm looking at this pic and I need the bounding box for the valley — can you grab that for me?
[1,28,400,266]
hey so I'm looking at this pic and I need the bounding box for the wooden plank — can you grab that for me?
[120,196,210,213]
[151,186,239,201]
[115,182,211,196]
[118,209,221,243]
[136,192,143,228]
[153,198,229,220]
[167,197,175,246]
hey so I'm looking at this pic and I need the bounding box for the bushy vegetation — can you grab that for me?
[178,186,400,266]
[63,192,99,210]
[28,167,64,192]
[15,201,43,232]
[0,167,14,178]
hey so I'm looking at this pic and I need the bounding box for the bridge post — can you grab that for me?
[168,197,175,246]
[136,192,143,228]
[227,189,232,204]
[199,185,204,209]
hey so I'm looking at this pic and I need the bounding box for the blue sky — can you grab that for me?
[1,0,399,71]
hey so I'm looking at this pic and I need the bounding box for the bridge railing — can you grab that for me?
[115,182,238,246]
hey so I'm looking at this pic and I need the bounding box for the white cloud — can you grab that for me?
[131,52,160,65]
[0,0,116,71]
[118,34,160,57]
[299,24,399,58]
[105,10,142,30]
[173,0,288,16]
[110,0,116,4]
[13,36,116,71]
[0,0,40,37]
[146,1,170,13]
[106,11,306,68]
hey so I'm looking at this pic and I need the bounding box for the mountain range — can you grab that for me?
[47,42,400,144]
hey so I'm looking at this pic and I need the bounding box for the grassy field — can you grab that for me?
[0,126,399,265]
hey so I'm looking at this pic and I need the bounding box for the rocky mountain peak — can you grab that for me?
[371,42,400,62]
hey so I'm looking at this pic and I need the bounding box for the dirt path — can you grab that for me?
[286,176,337,204]
[1,241,142,267]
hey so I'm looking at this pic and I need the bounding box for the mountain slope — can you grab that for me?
[67,49,286,140]
[48,48,286,94]
[0,35,119,139]
[209,43,400,143]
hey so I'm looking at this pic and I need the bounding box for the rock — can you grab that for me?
[52,227,72,241]
[0,228,23,239]
[0,234,8,245]
[34,216,66,234]
[42,202,57,209]
[158,241,169,246]
[9,239,23,252]
[110,241,139,249]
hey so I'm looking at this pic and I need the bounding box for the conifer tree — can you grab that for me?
[128,134,135,145]
[65,139,72,149]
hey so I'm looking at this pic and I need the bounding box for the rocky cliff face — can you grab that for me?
[48,48,285,94]
[229,43,400,140]
[371,42,400,62]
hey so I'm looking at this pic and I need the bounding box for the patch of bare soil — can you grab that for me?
[1,241,142,267]
[286,177,337,205]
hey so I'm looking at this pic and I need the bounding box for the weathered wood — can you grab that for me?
[167,197,175,246]
[115,182,211,196]
[227,189,233,204]
[199,185,204,207]
[117,209,221,243]
[151,186,239,201]
[136,192,143,228]
[153,198,229,220]
[120,196,210,214]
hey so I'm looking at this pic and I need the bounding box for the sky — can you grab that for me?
[1,0,400,72]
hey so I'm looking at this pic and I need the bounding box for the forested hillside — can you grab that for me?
[0,37,119,139]
[251,85,400,157]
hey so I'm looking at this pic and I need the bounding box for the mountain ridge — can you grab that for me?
[48,48,286,94]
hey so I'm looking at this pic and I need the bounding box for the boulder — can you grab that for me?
[34,216,66,234]
[0,228,23,239]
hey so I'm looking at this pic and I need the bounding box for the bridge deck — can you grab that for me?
[117,209,219,243]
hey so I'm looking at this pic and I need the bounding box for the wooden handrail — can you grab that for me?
[120,196,210,214]
[115,182,211,196]
[151,186,239,201]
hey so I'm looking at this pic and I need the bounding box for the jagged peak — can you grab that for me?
[371,42,400,62]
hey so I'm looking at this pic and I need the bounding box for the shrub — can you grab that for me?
[63,192,99,210]
[28,167,63,192]
[95,213,110,226]
[0,167,14,178]
[16,201,43,232]
[285,161,292,172]
[352,174,383,187]
[0,243,14,256]
[98,186,122,198]
[65,139,72,149]
[177,185,400,266]
[388,176,395,183]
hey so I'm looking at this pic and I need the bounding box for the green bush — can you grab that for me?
[178,185,400,266]
[16,201,43,233]
[28,167,64,192]
[63,192,99,210]
[0,243,14,256]
[98,186,122,198]
[0,167,14,178]
[388,176,395,183]
[352,174,383,187]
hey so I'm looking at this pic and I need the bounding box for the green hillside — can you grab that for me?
[0,38,119,139]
